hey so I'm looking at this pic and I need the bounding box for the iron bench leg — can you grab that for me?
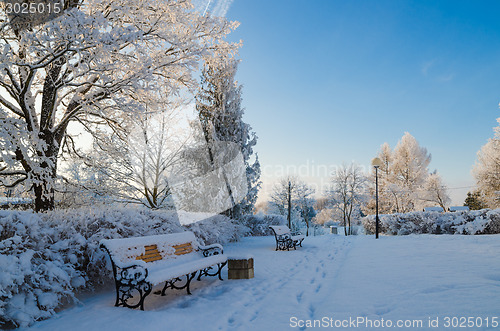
[161,271,197,296]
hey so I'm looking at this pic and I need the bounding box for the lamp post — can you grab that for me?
[371,157,383,239]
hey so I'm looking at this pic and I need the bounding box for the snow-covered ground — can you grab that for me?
[22,234,500,331]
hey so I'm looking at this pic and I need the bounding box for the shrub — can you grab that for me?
[0,207,248,328]
[361,209,500,235]
[241,213,286,236]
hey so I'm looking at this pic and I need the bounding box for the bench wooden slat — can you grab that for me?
[173,243,191,249]
[136,244,162,263]
[145,245,158,252]
[141,252,161,259]
[174,243,193,255]
[141,255,163,263]
[175,248,193,255]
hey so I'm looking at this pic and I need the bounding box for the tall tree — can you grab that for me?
[295,182,315,236]
[367,132,436,214]
[68,100,190,209]
[420,171,451,211]
[270,176,297,226]
[473,119,500,208]
[330,163,367,235]
[195,53,260,219]
[0,0,238,211]
[463,191,487,210]
[391,132,431,212]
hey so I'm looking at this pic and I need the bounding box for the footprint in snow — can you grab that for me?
[374,306,393,316]
[249,311,259,322]
[484,274,500,282]
[308,303,316,318]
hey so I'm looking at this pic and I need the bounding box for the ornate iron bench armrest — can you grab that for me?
[117,264,149,285]
[100,243,149,284]
[276,233,292,242]
[198,243,224,257]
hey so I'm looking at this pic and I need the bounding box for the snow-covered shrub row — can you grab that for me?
[362,209,500,235]
[184,215,250,244]
[0,208,248,328]
[240,213,286,236]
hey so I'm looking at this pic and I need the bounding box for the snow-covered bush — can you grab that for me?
[0,211,77,328]
[241,213,286,236]
[0,208,248,328]
[185,215,250,244]
[361,209,500,235]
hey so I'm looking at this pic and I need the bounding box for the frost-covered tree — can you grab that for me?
[295,182,315,236]
[391,132,431,211]
[270,176,298,227]
[269,176,312,232]
[420,171,451,211]
[473,119,500,208]
[329,163,367,235]
[195,53,260,219]
[72,100,191,209]
[367,133,433,214]
[0,0,238,211]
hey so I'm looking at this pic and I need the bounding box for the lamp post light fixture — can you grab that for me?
[371,157,383,239]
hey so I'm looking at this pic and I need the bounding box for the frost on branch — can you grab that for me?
[0,0,239,211]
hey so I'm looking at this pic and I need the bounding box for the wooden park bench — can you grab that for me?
[269,225,304,251]
[100,231,227,310]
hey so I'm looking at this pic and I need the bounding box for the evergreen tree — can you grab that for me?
[464,191,488,210]
[195,54,261,219]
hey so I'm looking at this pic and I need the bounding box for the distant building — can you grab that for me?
[423,207,444,212]
[0,197,33,210]
[448,206,470,212]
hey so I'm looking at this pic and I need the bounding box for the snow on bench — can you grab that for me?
[269,225,304,251]
[100,231,227,310]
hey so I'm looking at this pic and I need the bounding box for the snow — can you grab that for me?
[0,197,32,205]
[362,208,500,235]
[0,207,247,327]
[101,232,228,285]
[146,255,227,286]
[101,232,199,260]
[269,225,291,235]
[449,206,470,212]
[423,207,444,212]
[21,234,500,331]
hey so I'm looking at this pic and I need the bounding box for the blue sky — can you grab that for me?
[223,0,500,204]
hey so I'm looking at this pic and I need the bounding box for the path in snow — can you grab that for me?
[23,234,500,331]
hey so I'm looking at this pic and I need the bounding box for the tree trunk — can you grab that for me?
[287,181,291,229]
[33,130,59,212]
[305,215,309,236]
[343,211,347,236]
[34,181,55,212]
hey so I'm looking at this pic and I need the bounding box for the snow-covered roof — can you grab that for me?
[424,207,444,212]
[0,197,32,205]
[448,206,470,212]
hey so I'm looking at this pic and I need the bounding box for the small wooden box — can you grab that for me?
[228,258,254,279]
